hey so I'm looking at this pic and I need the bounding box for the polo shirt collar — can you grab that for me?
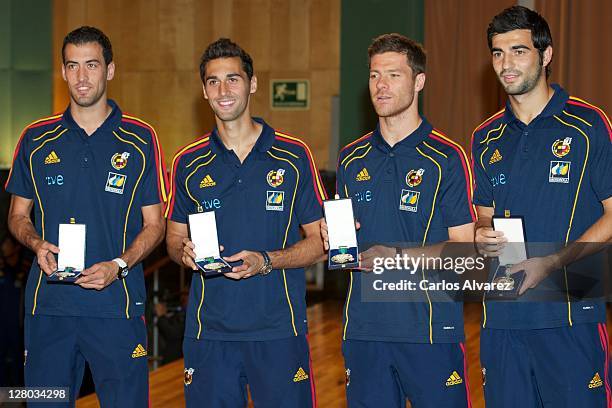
[61,99,122,132]
[502,83,568,124]
[210,117,276,160]
[371,116,433,152]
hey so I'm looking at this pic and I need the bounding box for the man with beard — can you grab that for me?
[331,33,475,407]
[165,38,326,407]
[473,6,612,407]
[5,26,167,406]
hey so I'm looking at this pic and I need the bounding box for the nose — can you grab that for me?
[219,80,229,96]
[376,77,388,91]
[77,65,88,82]
[501,53,513,71]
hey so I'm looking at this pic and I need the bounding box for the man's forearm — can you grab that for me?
[121,222,165,268]
[166,234,185,266]
[8,214,43,252]
[268,234,325,270]
[551,211,612,269]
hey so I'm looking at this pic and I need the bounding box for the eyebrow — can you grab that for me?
[491,45,531,53]
[205,73,242,81]
[64,59,101,64]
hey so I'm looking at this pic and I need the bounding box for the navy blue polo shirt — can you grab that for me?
[166,118,326,341]
[5,100,168,319]
[337,118,475,343]
[472,84,612,329]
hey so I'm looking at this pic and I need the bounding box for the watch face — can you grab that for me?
[119,268,129,279]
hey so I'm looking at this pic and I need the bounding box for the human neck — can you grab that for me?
[379,106,422,147]
[70,97,112,136]
[507,80,554,125]
[216,113,262,163]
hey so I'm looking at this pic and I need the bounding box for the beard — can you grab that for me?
[371,92,415,118]
[500,63,542,95]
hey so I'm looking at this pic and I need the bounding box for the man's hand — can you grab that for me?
[321,219,360,252]
[182,238,198,270]
[359,245,395,272]
[508,255,559,295]
[76,261,119,290]
[224,250,264,280]
[33,240,60,276]
[475,226,506,257]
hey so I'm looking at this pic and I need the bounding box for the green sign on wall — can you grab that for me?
[270,79,310,110]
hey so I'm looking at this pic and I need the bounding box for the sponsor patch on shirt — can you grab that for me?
[549,161,570,183]
[105,172,127,194]
[266,191,284,211]
[399,189,419,212]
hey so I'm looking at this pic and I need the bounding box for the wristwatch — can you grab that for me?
[259,251,273,275]
[112,258,129,279]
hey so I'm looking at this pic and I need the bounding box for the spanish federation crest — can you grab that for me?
[184,368,194,385]
[552,137,572,158]
[406,168,424,187]
[111,152,130,170]
[267,169,285,187]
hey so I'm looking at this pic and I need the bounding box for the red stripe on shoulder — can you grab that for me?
[567,99,612,141]
[473,110,505,133]
[4,116,63,190]
[121,117,169,202]
[339,132,373,155]
[166,135,211,219]
[429,133,476,221]
[274,133,327,203]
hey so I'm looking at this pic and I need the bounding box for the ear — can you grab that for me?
[106,62,115,81]
[542,45,553,69]
[61,64,67,82]
[249,75,258,94]
[414,72,426,93]
[202,83,209,100]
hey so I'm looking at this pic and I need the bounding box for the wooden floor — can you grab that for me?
[77,302,611,408]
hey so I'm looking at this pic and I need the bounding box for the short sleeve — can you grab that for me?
[140,134,167,206]
[5,130,34,199]
[167,156,191,224]
[294,150,325,226]
[439,149,476,227]
[471,135,494,207]
[589,113,612,202]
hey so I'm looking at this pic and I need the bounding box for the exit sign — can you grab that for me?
[270,80,310,110]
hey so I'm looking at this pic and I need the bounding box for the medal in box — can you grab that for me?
[486,216,528,299]
[324,197,359,270]
[48,220,86,283]
[188,211,232,274]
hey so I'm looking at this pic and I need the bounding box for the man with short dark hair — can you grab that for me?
[473,6,612,407]
[165,38,326,407]
[6,26,167,406]
[330,33,475,407]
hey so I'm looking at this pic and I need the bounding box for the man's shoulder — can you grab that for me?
[118,114,162,145]
[471,109,507,146]
[564,96,611,138]
[270,129,317,162]
[19,113,65,145]
[338,132,374,164]
[169,133,213,171]
[422,128,468,162]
